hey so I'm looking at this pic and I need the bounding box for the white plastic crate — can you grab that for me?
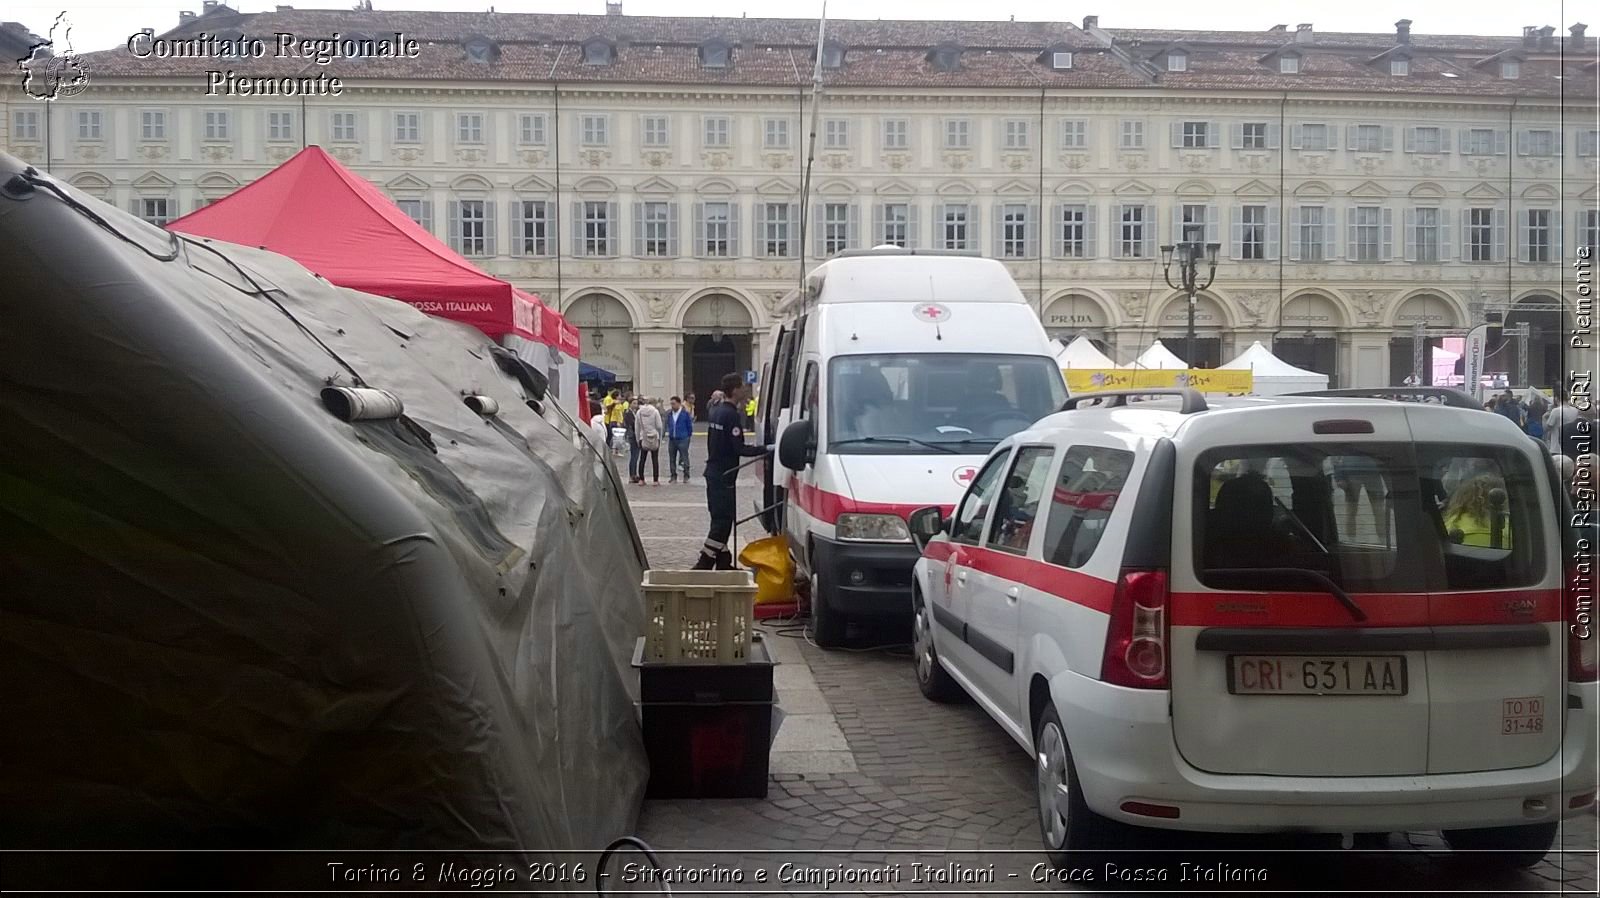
[642,570,757,663]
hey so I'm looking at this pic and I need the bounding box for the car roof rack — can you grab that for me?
[1287,387,1481,410]
[1060,388,1208,415]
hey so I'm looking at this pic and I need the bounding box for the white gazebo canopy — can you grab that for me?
[1053,334,1117,369]
[1220,341,1329,395]
[1128,340,1189,370]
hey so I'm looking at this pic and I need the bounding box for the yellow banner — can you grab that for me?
[1064,369,1254,395]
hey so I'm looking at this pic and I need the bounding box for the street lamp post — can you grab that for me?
[1160,240,1222,367]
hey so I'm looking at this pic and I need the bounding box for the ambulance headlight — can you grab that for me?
[836,513,912,543]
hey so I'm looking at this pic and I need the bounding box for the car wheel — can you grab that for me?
[912,593,962,702]
[1442,822,1558,870]
[1035,703,1120,868]
[809,568,847,648]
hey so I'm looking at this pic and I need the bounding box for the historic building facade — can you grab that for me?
[4,4,1595,401]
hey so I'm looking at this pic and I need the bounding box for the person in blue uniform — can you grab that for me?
[693,373,767,570]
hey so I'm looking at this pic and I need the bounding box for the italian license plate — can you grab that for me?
[1228,655,1407,696]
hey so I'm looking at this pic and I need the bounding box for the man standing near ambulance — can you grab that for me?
[693,373,766,570]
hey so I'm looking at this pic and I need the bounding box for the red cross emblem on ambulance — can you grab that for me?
[953,465,978,487]
[914,303,952,323]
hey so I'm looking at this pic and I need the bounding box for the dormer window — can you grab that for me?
[1051,51,1073,70]
[1501,59,1520,79]
[1279,54,1300,73]
[700,39,731,69]
[464,36,499,64]
[582,39,614,66]
[1167,51,1188,72]
[821,40,845,69]
[928,43,963,73]
[1390,57,1410,76]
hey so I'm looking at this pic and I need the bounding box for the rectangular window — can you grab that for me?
[1413,126,1442,154]
[137,197,171,226]
[762,203,792,257]
[879,202,910,247]
[941,204,971,251]
[763,118,790,149]
[456,113,483,143]
[1354,124,1384,152]
[1179,203,1207,244]
[1118,205,1148,258]
[823,202,851,255]
[1241,122,1267,150]
[266,111,295,142]
[76,110,102,140]
[1583,210,1600,258]
[1120,120,1145,150]
[203,110,229,140]
[1058,204,1088,258]
[640,116,668,146]
[701,201,732,257]
[456,200,488,256]
[394,112,421,143]
[1353,206,1383,262]
[944,119,970,150]
[1468,208,1494,262]
[1060,119,1087,150]
[1413,208,1441,263]
[583,200,612,256]
[1524,209,1551,262]
[331,112,357,142]
[1299,123,1329,151]
[703,116,730,148]
[823,118,849,149]
[640,201,670,256]
[13,109,40,141]
[1524,129,1555,157]
[985,447,1056,555]
[1580,130,1599,157]
[1003,119,1030,150]
[1240,205,1267,260]
[395,199,431,232]
[520,113,547,145]
[1279,55,1300,74]
[1297,206,1327,262]
[1041,446,1134,569]
[1167,53,1188,72]
[139,110,166,141]
[882,118,908,150]
[1463,128,1496,155]
[1001,203,1031,258]
[580,114,609,146]
[514,201,550,255]
[1181,120,1209,149]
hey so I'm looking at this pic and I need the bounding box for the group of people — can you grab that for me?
[1484,388,1594,457]
[591,389,698,485]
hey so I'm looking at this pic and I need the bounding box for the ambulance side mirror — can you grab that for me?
[908,506,946,551]
[778,419,816,471]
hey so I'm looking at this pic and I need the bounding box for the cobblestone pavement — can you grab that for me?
[626,473,1598,895]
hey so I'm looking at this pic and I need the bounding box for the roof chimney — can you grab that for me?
[276,4,293,10]
[606,1,622,14]
[1523,26,1539,48]
[179,10,196,22]
[1082,15,1099,29]
[1537,25,1555,48]
[1395,19,1412,44]
[202,0,218,10]
[1295,23,1313,43]
[1571,23,1588,50]
[1268,24,1287,33]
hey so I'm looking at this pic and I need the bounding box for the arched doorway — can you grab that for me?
[1275,293,1345,387]
[682,294,754,419]
[1041,293,1111,355]
[1154,293,1227,368]
[1495,295,1566,389]
[567,293,635,394]
[1388,294,1461,386]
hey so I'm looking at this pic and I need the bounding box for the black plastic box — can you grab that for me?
[632,636,777,799]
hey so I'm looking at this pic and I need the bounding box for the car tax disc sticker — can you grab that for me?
[913,303,952,323]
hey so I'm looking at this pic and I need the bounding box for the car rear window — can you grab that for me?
[1193,443,1544,593]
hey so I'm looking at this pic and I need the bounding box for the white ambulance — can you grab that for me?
[761,247,1066,646]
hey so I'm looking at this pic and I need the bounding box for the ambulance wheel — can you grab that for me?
[809,568,847,648]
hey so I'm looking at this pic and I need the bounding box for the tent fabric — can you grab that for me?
[1220,341,1330,395]
[1129,340,1189,369]
[582,362,619,383]
[1053,334,1118,369]
[168,146,570,354]
[0,154,647,863]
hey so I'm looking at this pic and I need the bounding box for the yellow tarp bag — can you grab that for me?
[738,535,795,605]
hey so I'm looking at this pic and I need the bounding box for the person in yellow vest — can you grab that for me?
[602,389,626,455]
[744,394,757,429]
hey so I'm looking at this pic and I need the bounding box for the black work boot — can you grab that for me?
[714,550,736,571]
[691,551,717,571]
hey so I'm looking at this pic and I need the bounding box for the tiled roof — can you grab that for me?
[51,9,1597,100]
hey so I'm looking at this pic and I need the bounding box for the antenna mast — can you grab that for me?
[796,2,827,293]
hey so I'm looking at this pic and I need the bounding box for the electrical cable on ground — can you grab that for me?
[595,835,670,896]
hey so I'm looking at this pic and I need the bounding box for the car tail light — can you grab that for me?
[1102,569,1169,689]
[1569,559,1597,682]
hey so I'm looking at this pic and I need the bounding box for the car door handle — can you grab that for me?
[1006,587,1019,602]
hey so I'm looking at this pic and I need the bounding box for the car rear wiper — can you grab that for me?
[831,436,958,454]
[1273,497,1330,554]
[1206,567,1368,622]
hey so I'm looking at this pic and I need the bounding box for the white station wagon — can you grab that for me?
[908,388,1597,869]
